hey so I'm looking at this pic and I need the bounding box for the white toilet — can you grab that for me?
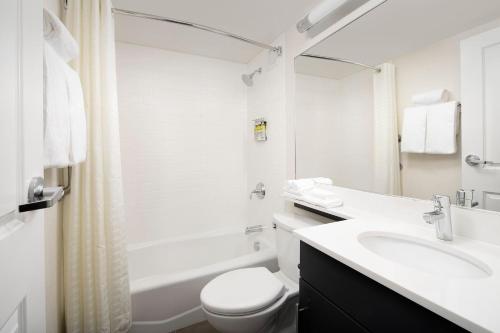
[200,214,321,333]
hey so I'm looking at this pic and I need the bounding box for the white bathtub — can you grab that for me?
[128,229,278,333]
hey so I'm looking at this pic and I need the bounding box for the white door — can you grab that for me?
[461,26,500,212]
[0,0,46,332]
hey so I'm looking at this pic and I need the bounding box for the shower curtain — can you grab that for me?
[62,0,131,332]
[373,63,402,196]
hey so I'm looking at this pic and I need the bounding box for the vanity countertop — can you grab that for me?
[295,216,500,333]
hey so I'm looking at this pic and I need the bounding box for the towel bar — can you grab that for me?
[61,166,71,197]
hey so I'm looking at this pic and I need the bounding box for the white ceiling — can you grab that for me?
[112,0,323,63]
[297,0,500,78]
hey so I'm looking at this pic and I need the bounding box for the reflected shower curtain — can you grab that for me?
[373,63,402,195]
[63,0,131,332]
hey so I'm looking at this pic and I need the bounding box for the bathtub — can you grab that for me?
[128,229,279,333]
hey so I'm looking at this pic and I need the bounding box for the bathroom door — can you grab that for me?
[0,0,46,332]
[461,26,500,212]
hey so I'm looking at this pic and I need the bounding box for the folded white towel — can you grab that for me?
[44,43,71,168]
[302,194,343,209]
[285,178,333,195]
[64,65,87,165]
[307,188,338,201]
[313,177,333,186]
[401,106,427,153]
[425,101,459,154]
[412,89,449,105]
[43,8,79,62]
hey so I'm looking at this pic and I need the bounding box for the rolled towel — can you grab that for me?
[411,89,449,105]
[43,8,79,62]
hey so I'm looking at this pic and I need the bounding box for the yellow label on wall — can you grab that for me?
[254,119,267,142]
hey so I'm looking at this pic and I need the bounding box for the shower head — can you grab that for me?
[242,67,262,87]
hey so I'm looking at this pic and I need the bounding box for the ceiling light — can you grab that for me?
[297,0,369,33]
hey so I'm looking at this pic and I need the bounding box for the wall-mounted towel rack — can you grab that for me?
[61,166,71,197]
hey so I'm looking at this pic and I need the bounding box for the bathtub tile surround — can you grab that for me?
[246,35,288,229]
[117,42,248,244]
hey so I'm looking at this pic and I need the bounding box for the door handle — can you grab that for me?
[295,303,309,333]
[18,177,64,212]
[465,154,498,167]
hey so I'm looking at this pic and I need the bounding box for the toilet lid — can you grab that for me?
[200,267,285,316]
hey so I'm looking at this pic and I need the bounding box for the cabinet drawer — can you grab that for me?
[299,279,368,333]
[300,242,468,332]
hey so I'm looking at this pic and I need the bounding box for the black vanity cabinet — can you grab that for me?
[298,242,469,332]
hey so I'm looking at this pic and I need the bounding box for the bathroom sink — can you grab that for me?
[358,232,492,279]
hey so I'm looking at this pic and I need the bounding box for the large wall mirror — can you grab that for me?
[294,0,500,212]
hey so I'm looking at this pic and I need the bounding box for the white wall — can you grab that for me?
[295,70,375,192]
[245,37,288,228]
[116,42,248,245]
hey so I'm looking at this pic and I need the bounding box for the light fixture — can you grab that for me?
[296,0,368,33]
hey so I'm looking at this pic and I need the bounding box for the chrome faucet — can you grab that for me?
[423,195,453,241]
[250,182,266,200]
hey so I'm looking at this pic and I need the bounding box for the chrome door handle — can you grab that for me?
[18,177,64,212]
[465,154,497,167]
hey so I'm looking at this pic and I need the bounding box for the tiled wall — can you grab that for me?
[245,36,288,228]
[116,42,248,245]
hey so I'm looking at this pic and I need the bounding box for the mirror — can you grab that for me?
[294,0,500,212]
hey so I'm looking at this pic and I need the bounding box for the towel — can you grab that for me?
[43,8,79,62]
[307,188,338,201]
[284,178,333,195]
[282,190,343,209]
[64,65,87,165]
[44,43,71,168]
[412,89,449,105]
[302,193,343,209]
[425,101,459,154]
[401,106,427,153]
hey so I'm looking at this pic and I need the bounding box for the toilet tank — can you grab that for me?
[273,214,323,283]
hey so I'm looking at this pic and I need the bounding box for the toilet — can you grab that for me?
[200,214,321,333]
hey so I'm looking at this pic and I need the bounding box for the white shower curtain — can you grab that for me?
[62,1,131,332]
[373,63,402,196]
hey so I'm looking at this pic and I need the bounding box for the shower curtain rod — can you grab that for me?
[112,8,282,56]
[301,53,381,72]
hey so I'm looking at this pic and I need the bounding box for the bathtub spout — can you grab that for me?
[245,225,264,235]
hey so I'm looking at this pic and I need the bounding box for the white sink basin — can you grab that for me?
[358,232,492,279]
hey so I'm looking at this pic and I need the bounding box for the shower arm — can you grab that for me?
[112,8,282,56]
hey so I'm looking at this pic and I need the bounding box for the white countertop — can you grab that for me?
[287,187,500,332]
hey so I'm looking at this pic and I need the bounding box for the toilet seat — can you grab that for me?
[200,267,286,316]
